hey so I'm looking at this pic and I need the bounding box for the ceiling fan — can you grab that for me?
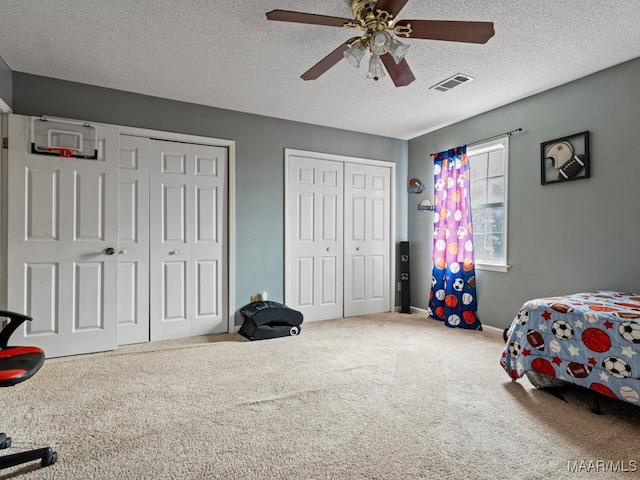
[266,0,495,87]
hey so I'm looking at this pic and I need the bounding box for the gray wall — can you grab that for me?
[0,57,12,109]
[408,57,640,330]
[12,72,408,319]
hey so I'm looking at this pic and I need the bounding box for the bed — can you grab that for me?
[500,291,640,408]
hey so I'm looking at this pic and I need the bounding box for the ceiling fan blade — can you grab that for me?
[266,10,351,27]
[381,54,415,87]
[396,20,495,44]
[375,0,411,17]
[301,37,361,81]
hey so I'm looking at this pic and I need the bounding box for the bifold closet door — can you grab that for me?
[117,135,150,345]
[344,162,391,317]
[287,156,344,322]
[149,140,228,341]
[6,115,119,357]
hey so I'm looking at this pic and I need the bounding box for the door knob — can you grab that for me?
[119,249,127,255]
[356,247,360,251]
[104,247,115,256]
[169,250,179,255]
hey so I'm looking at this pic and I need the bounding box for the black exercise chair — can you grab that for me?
[0,310,57,470]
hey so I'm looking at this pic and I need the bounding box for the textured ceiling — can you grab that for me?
[1,1,639,140]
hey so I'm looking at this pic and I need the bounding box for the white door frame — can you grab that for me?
[116,125,236,335]
[0,100,12,310]
[284,148,396,317]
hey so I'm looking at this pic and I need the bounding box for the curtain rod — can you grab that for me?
[430,128,523,157]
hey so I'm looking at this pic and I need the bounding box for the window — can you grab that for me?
[468,136,509,272]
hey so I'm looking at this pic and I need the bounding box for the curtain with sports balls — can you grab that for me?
[428,146,482,330]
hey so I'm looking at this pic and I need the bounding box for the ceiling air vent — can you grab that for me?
[430,73,474,92]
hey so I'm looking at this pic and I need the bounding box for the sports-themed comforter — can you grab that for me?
[500,291,640,406]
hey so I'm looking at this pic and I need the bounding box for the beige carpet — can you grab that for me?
[1,312,639,479]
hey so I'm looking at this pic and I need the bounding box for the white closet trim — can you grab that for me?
[284,148,396,317]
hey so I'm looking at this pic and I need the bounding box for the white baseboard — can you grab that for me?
[394,305,430,315]
[482,324,504,336]
[410,306,430,315]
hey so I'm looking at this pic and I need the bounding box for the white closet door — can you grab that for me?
[344,163,391,316]
[7,114,119,357]
[287,156,343,321]
[117,135,150,345]
[149,140,227,340]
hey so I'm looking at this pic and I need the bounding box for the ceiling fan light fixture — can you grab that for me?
[343,41,366,68]
[369,31,392,55]
[366,54,386,81]
[266,2,495,88]
[389,37,410,64]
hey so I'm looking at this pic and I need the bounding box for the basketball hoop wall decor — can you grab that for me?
[541,131,589,185]
[30,116,98,160]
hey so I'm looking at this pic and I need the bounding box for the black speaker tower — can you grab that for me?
[400,241,411,313]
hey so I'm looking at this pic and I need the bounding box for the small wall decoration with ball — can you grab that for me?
[541,131,590,185]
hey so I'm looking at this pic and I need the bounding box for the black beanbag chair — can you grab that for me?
[239,301,303,341]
